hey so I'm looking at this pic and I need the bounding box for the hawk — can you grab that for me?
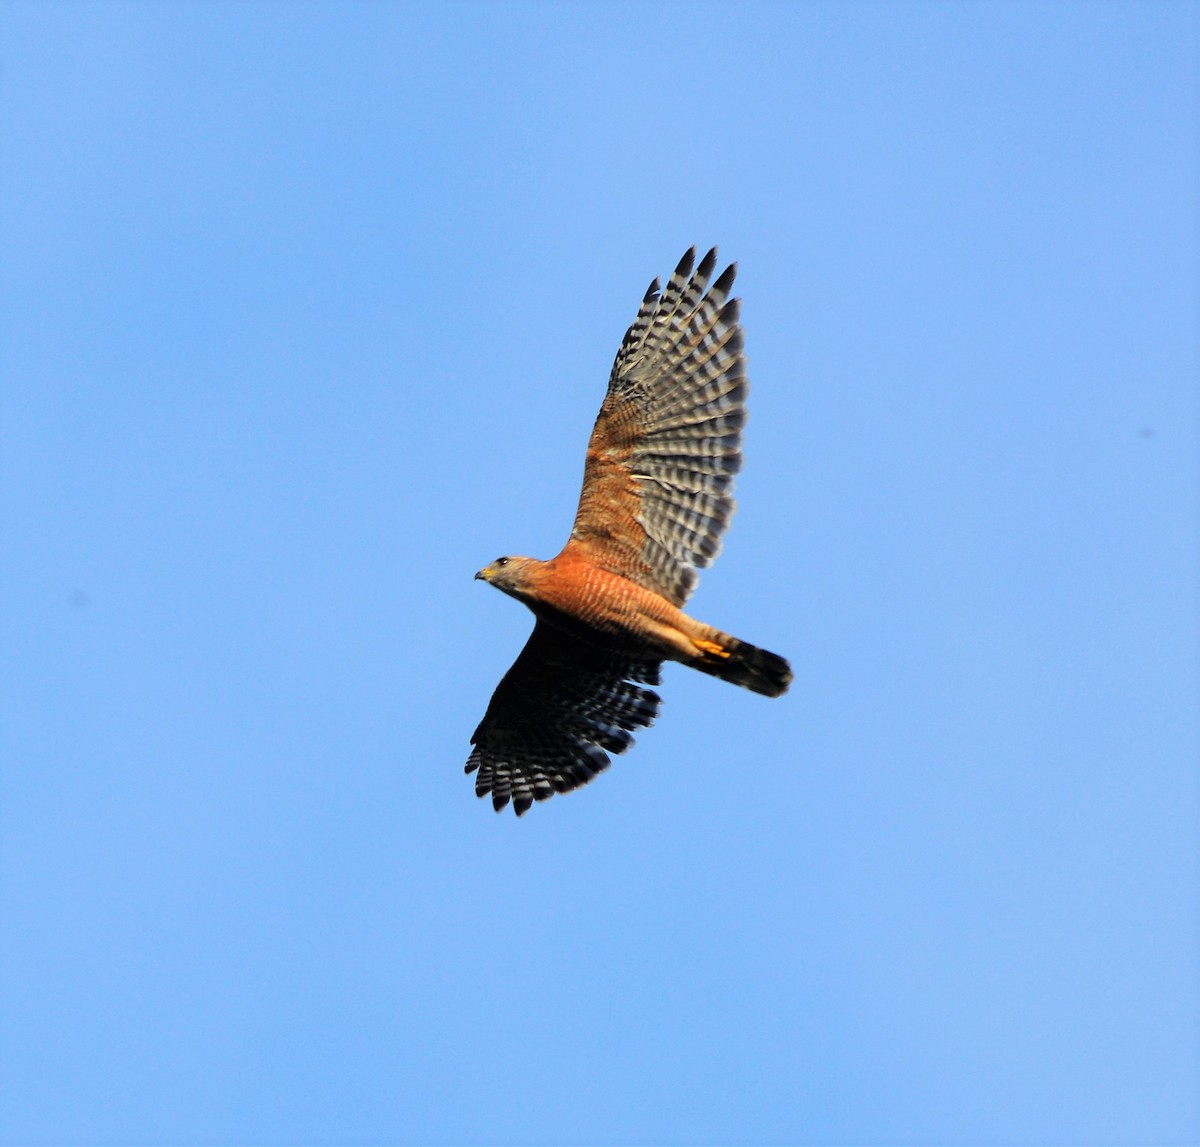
[469,247,791,815]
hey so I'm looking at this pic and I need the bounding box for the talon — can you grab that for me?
[693,638,730,659]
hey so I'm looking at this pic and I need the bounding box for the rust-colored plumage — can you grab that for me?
[469,247,791,815]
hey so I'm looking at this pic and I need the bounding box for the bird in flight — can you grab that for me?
[469,247,791,815]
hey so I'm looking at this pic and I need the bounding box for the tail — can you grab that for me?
[690,632,792,698]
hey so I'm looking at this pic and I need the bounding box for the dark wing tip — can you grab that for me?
[674,246,697,278]
[713,261,738,298]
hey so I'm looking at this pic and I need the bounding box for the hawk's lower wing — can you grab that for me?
[566,247,746,607]
[467,621,662,815]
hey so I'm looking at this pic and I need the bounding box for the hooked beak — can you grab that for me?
[475,567,490,582]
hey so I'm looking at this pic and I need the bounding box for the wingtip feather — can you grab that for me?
[674,246,697,277]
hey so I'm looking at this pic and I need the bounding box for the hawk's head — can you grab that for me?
[475,555,540,601]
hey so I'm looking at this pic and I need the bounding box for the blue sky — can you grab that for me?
[1,3,1196,1143]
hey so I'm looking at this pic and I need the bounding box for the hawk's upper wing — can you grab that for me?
[467,621,662,815]
[565,247,747,607]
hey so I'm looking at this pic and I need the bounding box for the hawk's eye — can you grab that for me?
[496,556,509,567]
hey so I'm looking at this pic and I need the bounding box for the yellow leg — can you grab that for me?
[693,637,730,659]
